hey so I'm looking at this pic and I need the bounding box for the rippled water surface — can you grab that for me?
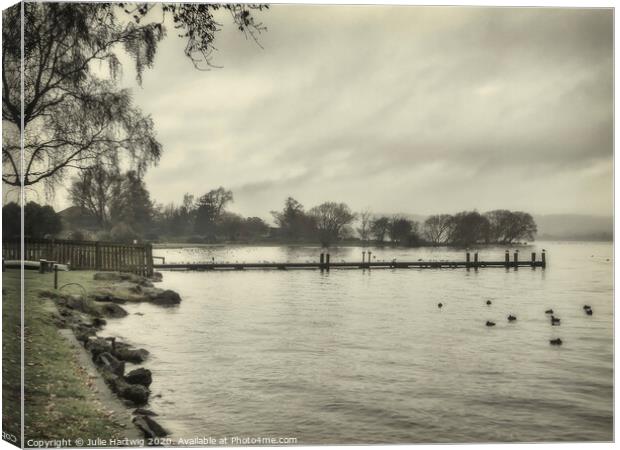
[104,242,613,444]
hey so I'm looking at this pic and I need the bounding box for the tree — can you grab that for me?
[449,211,490,246]
[21,202,62,238]
[423,214,454,244]
[271,197,316,240]
[356,209,372,242]
[389,216,413,245]
[370,216,391,243]
[194,187,233,234]
[109,171,154,235]
[2,202,21,239]
[2,3,268,188]
[68,165,120,228]
[309,202,356,247]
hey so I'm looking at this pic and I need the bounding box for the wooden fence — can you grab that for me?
[2,238,153,276]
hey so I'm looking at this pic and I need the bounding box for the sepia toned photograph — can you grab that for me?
[1,1,614,447]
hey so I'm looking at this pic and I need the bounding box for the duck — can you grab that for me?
[550,316,561,325]
[545,309,554,314]
[486,300,492,305]
[586,308,593,316]
[486,321,496,327]
[438,303,443,309]
[507,315,517,322]
[583,305,592,310]
[550,338,563,346]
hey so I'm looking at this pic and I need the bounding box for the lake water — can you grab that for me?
[104,242,613,444]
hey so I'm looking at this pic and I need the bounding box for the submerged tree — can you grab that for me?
[2,3,268,189]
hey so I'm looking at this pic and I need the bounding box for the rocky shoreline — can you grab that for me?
[40,271,180,440]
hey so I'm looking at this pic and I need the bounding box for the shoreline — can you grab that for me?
[35,269,180,444]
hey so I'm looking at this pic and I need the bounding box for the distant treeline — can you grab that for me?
[3,171,537,247]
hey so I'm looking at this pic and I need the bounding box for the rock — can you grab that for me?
[128,284,143,295]
[133,415,168,438]
[91,290,128,304]
[113,344,149,363]
[95,352,125,377]
[149,289,181,306]
[133,408,158,417]
[151,272,163,282]
[125,368,152,387]
[119,382,150,405]
[72,323,97,342]
[85,336,113,358]
[99,302,128,318]
[94,272,154,287]
[92,317,107,328]
[55,295,103,317]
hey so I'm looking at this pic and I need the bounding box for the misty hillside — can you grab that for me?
[534,214,613,241]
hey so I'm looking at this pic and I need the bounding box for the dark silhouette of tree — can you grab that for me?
[2,202,21,239]
[194,187,233,234]
[109,171,154,236]
[25,202,63,238]
[449,211,490,246]
[2,3,268,188]
[423,214,454,244]
[68,165,120,228]
[309,202,356,246]
[271,197,316,241]
[370,216,391,243]
[485,210,537,244]
[389,216,413,245]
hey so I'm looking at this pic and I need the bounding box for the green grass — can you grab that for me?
[3,269,130,445]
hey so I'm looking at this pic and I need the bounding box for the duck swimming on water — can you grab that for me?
[550,338,563,346]
[551,316,561,325]
[486,321,496,327]
[507,315,517,322]
[438,302,443,309]
[486,300,492,305]
[545,309,554,314]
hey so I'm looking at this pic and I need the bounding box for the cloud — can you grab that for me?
[56,5,613,218]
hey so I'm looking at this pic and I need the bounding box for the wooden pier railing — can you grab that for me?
[2,238,153,276]
[153,250,546,272]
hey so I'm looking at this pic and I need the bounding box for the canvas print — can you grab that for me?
[1,1,613,447]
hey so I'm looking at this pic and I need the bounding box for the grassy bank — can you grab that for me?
[2,269,131,445]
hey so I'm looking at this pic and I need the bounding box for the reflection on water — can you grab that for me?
[104,242,612,443]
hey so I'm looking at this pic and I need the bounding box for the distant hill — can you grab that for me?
[534,214,613,241]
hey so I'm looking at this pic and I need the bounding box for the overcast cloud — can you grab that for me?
[57,5,614,219]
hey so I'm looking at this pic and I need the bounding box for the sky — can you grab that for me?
[53,5,613,220]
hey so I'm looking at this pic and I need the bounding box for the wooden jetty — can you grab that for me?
[153,250,547,272]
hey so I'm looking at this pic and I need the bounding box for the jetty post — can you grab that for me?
[362,251,366,266]
[513,250,519,269]
[504,250,510,268]
[474,252,479,268]
[531,252,536,266]
[466,252,471,268]
[542,250,546,268]
[326,253,331,271]
[320,253,325,271]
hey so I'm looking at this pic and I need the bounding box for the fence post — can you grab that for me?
[54,265,58,289]
[146,243,153,277]
[95,242,101,271]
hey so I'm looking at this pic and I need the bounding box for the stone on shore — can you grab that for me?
[94,272,154,287]
[113,344,149,363]
[133,415,168,438]
[151,272,163,282]
[95,352,125,377]
[99,302,128,318]
[146,289,181,306]
[125,368,152,387]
